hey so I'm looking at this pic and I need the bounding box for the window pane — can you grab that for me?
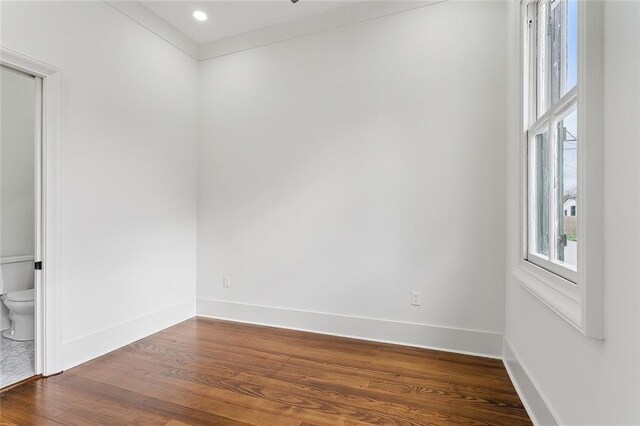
[530,130,549,257]
[555,109,577,268]
[536,1,548,117]
[566,0,578,92]
[550,0,578,105]
[538,0,578,118]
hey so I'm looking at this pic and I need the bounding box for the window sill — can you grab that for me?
[512,261,583,333]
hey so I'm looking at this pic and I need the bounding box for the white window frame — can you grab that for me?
[513,0,604,338]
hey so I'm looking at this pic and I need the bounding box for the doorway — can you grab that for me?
[0,47,63,384]
[0,64,42,389]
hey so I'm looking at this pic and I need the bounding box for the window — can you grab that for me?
[517,0,604,338]
[526,0,578,281]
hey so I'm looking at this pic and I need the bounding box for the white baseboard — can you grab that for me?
[503,338,559,426]
[62,300,196,371]
[197,298,503,359]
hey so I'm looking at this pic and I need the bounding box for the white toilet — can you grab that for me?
[2,289,35,341]
[0,260,35,341]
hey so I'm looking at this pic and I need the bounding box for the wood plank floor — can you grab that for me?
[0,318,531,425]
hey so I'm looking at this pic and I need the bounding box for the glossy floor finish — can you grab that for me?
[0,318,531,425]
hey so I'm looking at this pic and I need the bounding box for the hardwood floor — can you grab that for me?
[0,318,531,425]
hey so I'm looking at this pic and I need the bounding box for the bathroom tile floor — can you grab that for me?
[0,336,34,388]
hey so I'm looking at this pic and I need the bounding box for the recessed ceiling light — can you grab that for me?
[193,11,207,21]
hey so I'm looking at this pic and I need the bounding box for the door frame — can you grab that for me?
[1,47,63,376]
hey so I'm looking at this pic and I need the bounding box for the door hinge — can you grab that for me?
[34,261,42,271]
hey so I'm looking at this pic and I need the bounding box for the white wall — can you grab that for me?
[0,66,35,259]
[1,1,199,368]
[504,1,640,424]
[198,1,508,354]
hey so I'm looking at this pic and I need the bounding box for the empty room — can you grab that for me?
[0,0,638,424]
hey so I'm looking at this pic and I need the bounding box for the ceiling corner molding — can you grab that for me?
[105,1,200,60]
[199,0,447,61]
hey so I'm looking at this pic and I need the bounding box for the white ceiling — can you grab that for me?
[138,1,356,45]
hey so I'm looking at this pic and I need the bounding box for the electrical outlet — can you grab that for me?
[223,276,232,288]
[168,281,176,293]
[410,291,421,306]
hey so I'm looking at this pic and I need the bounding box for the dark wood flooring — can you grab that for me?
[0,318,531,425]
